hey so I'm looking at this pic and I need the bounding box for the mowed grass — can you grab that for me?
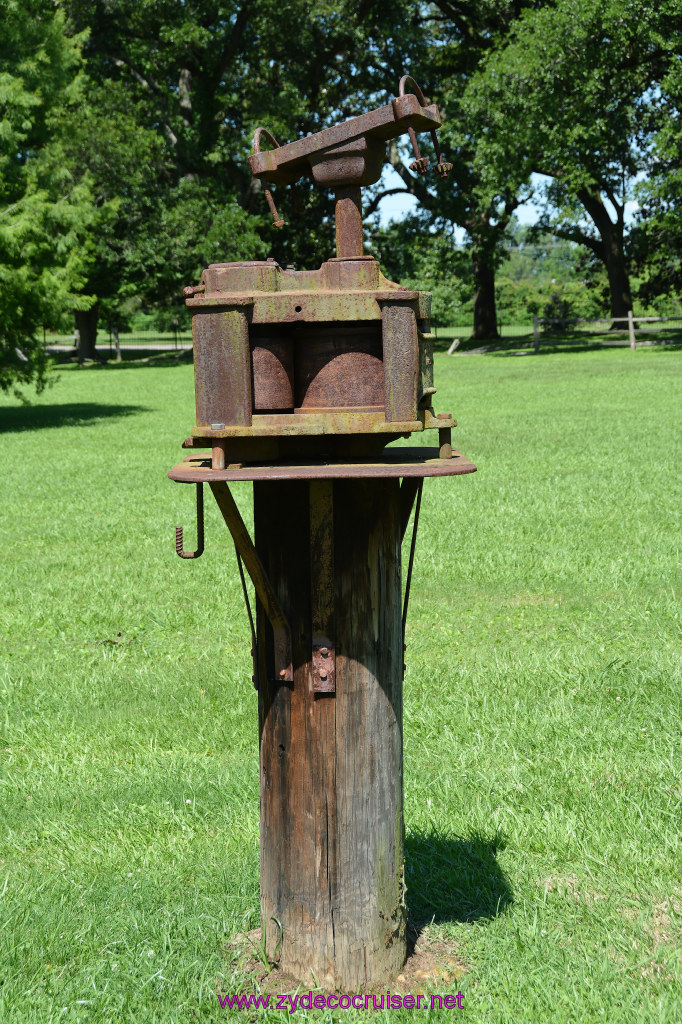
[0,348,680,1022]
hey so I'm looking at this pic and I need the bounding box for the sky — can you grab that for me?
[376,167,541,239]
[376,169,641,238]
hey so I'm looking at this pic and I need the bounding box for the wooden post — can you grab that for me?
[628,309,636,350]
[533,313,540,354]
[254,478,405,990]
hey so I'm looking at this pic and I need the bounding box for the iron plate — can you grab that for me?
[168,447,476,483]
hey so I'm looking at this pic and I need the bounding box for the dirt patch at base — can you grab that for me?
[222,925,467,999]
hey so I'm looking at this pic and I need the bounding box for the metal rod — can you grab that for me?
[402,479,423,644]
[175,483,204,559]
[398,478,421,542]
[252,130,286,228]
[235,547,258,689]
[264,188,285,229]
[209,481,293,682]
[406,120,429,174]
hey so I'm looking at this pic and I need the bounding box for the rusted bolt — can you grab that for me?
[264,188,285,228]
[320,648,329,657]
[279,668,287,679]
[182,283,205,298]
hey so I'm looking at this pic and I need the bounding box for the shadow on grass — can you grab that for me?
[405,828,512,934]
[489,337,682,357]
[102,351,193,369]
[51,350,193,370]
[0,402,148,432]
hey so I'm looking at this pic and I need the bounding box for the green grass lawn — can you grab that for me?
[433,326,682,353]
[1,349,681,1022]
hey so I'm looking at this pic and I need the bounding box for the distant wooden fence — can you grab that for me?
[533,312,682,353]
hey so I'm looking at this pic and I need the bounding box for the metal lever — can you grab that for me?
[175,483,204,559]
[399,74,452,179]
[400,76,430,174]
[253,127,286,228]
[263,188,285,228]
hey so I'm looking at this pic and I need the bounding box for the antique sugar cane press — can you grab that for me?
[169,76,476,990]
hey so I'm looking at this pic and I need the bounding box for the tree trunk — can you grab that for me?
[471,247,499,341]
[577,188,633,324]
[74,306,100,363]
[604,238,633,322]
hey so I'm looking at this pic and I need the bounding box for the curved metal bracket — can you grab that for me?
[253,126,282,154]
[398,74,429,106]
[398,75,452,178]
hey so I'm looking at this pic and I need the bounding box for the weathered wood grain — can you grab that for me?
[255,478,405,989]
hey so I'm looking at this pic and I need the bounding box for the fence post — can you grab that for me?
[628,310,636,350]
[533,314,539,354]
[113,324,122,362]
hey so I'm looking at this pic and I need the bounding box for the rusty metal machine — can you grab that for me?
[169,76,475,990]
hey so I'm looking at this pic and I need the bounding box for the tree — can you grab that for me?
[495,220,608,323]
[370,212,471,326]
[0,0,93,393]
[632,57,682,304]
[60,0,410,337]
[365,1,536,339]
[465,0,682,320]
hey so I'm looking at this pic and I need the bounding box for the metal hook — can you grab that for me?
[398,74,429,106]
[253,126,281,154]
[398,75,452,178]
[175,483,204,559]
[253,127,286,228]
